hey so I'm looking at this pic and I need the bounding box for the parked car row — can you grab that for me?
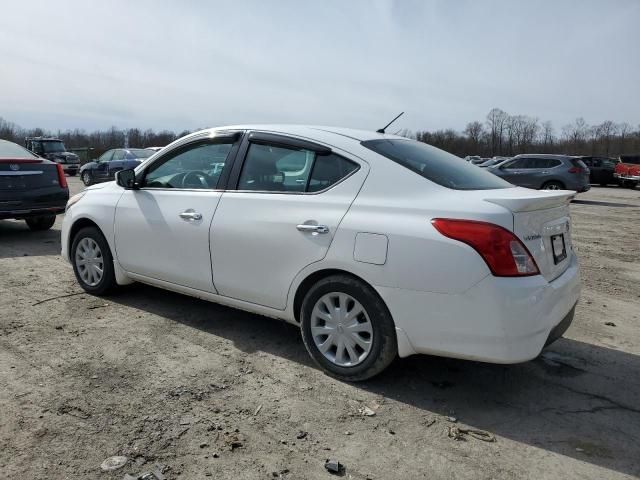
[80,148,155,186]
[485,154,591,192]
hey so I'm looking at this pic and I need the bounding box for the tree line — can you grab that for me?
[2,109,640,159]
[413,108,639,158]
[0,117,190,153]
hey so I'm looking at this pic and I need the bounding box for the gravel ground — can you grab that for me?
[1,178,639,479]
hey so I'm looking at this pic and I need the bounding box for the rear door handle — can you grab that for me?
[179,209,203,221]
[297,224,329,234]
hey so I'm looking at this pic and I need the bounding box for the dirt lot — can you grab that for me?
[1,177,639,479]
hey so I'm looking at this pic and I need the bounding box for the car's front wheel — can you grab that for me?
[81,171,93,186]
[71,226,117,295]
[67,171,77,176]
[300,275,397,381]
[25,215,56,231]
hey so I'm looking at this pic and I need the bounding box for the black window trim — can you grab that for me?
[136,131,243,191]
[226,131,361,195]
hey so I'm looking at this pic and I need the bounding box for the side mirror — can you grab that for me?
[116,169,139,189]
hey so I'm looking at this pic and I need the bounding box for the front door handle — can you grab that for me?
[297,224,329,234]
[179,209,203,221]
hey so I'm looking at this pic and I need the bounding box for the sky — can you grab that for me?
[0,0,638,134]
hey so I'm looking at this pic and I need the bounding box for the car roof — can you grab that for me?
[512,154,572,160]
[207,125,405,144]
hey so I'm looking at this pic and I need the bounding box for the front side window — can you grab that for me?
[112,150,125,161]
[237,142,358,193]
[127,148,154,160]
[143,141,234,189]
[362,139,511,190]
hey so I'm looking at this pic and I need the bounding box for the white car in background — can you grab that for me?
[62,125,580,380]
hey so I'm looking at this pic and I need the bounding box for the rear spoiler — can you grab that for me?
[484,191,575,212]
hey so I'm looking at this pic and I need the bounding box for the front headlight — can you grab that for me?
[66,192,86,212]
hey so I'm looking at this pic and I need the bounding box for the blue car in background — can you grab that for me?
[80,148,154,186]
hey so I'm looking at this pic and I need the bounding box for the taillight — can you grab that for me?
[568,167,583,174]
[56,163,68,188]
[432,219,539,277]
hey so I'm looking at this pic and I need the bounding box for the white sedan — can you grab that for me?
[62,125,580,380]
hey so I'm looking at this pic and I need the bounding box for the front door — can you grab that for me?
[210,132,366,310]
[114,135,240,292]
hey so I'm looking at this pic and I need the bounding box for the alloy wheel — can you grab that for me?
[75,237,104,286]
[310,292,373,367]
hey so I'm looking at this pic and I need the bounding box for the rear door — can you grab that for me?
[497,158,532,187]
[525,158,562,188]
[210,132,367,310]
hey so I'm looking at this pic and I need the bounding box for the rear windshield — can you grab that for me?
[0,140,38,159]
[570,158,588,169]
[362,139,513,190]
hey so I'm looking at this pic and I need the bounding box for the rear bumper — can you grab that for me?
[0,205,65,219]
[0,187,68,219]
[614,173,640,181]
[377,254,581,363]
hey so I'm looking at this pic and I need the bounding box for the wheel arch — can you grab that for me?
[68,217,102,259]
[292,268,391,324]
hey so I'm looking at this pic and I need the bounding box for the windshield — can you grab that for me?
[41,141,67,153]
[620,155,640,165]
[362,139,513,190]
[0,140,39,158]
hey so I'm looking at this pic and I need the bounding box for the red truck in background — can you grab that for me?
[614,154,640,189]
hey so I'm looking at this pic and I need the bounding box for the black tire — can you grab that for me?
[70,226,117,295]
[25,215,56,231]
[67,171,77,177]
[81,170,93,186]
[541,180,565,190]
[626,182,638,190]
[300,274,397,381]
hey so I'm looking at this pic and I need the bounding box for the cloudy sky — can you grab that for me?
[0,0,638,133]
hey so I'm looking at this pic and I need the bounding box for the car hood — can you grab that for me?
[80,162,98,171]
[44,152,80,162]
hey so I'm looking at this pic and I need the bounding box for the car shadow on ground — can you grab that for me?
[111,284,640,477]
[0,220,61,259]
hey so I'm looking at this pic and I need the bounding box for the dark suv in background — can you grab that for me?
[487,154,590,191]
[25,137,80,176]
[579,156,618,186]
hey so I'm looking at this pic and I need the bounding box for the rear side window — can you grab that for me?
[238,143,358,193]
[362,139,511,190]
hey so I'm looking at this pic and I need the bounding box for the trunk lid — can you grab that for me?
[0,160,60,194]
[483,188,575,281]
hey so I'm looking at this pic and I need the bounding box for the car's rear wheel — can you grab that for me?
[300,274,397,381]
[71,226,117,295]
[81,171,93,186]
[25,215,56,231]
[542,181,565,190]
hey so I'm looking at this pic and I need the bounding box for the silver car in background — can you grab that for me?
[487,154,591,191]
